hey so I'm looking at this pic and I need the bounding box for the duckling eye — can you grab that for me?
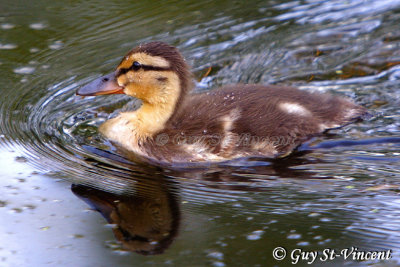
[131,61,141,71]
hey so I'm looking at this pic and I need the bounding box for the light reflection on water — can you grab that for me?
[1,0,400,266]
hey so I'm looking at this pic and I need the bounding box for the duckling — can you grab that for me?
[77,42,369,163]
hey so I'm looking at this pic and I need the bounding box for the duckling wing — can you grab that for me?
[171,84,368,157]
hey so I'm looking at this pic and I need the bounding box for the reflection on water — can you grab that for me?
[1,0,400,266]
[72,176,180,255]
[69,147,400,266]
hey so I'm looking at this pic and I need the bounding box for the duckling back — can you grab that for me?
[147,85,368,162]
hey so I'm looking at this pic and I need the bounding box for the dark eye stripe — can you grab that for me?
[117,63,172,76]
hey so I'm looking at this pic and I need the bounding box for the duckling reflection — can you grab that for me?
[71,176,180,255]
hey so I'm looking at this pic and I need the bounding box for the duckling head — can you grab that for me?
[77,42,193,107]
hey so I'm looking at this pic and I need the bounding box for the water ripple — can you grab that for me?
[1,1,400,262]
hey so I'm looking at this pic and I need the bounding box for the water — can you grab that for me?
[1,0,400,266]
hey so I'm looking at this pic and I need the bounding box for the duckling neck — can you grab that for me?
[99,83,183,144]
[134,100,178,136]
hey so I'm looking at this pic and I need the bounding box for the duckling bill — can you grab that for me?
[77,42,369,163]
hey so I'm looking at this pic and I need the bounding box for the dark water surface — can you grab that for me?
[1,0,400,266]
